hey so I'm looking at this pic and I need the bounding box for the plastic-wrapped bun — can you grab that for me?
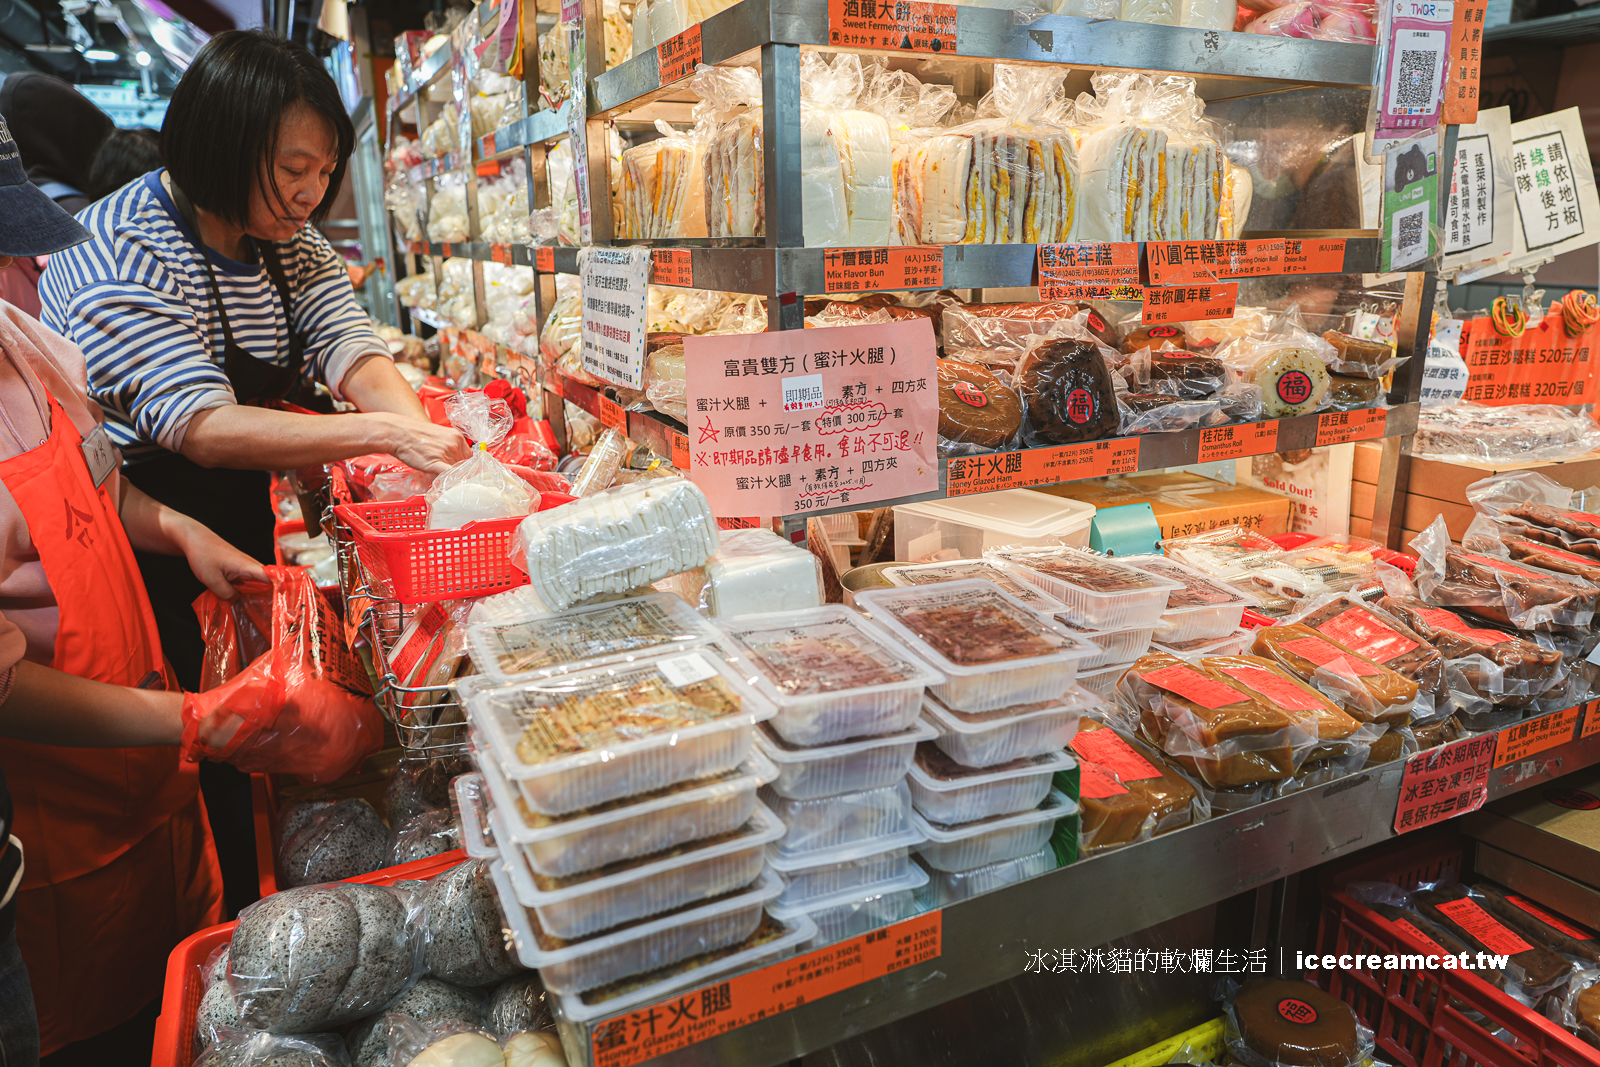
[485,975,552,1038]
[426,393,536,529]
[503,1032,566,1067]
[194,978,242,1055]
[193,1031,350,1067]
[423,860,523,987]
[1181,0,1236,30]
[344,978,486,1067]
[387,809,459,866]
[644,345,687,425]
[408,1033,506,1067]
[276,798,389,889]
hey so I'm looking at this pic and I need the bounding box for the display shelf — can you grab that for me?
[551,371,691,464]
[402,239,579,270]
[553,702,1600,1067]
[409,306,451,330]
[389,42,456,117]
[1485,7,1600,46]
[406,151,466,183]
[591,0,1376,117]
[476,102,571,159]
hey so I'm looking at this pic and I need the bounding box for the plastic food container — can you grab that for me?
[1149,628,1255,658]
[478,741,778,878]
[884,559,1067,614]
[912,790,1076,872]
[767,866,930,947]
[856,580,1098,712]
[754,719,935,801]
[460,650,776,815]
[762,781,921,861]
[1051,616,1157,670]
[917,846,1055,906]
[1076,662,1127,702]
[987,546,1182,630]
[465,592,722,683]
[492,863,784,994]
[492,801,786,940]
[716,607,944,746]
[453,772,497,859]
[906,746,1076,824]
[553,912,818,1024]
[767,842,917,908]
[1126,555,1257,642]
[921,686,1091,768]
[893,491,1095,562]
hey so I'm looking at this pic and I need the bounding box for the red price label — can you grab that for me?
[822,246,943,294]
[1582,700,1600,739]
[827,0,955,53]
[1147,238,1348,284]
[1142,283,1237,325]
[946,438,1140,497]
[476,159,502,177]
[669,432,690,469]
[656,23,701,83]
[1495,704,1581,767]
[1197,420,1279,463]
[598,395,627,432]
[1315,408,1387,447]
[652,248,693,288]
[1037,242,1140,299]
[490,243,513,265]
[478,134,495,158]
[439,242,453,258]
[535,246,555,272]
[1394,734,1496,834]
[407,239,425,255]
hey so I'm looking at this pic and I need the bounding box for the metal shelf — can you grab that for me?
[592,0,1376,117]
[477,103,571,158]
[554,701,1600,1067]
[389,43,456,118]
[1485,7,1600,46]
[406,151,467,184]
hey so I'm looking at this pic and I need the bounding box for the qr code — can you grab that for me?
[1398,212,1424,251]
[1390,203,1430,267]
[1394,49,1439,110]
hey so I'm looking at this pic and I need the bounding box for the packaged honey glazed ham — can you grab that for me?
[1069,719,1201,851]
[1225,978,1368,1067]
[1016,337,1120,445]
[936,359,1023,450]
[1289,594,1445,697]
[1250,624,1417,725]
[1411,515,1598,630]
[1413,885,1577,997]
[1500,535,1600,582]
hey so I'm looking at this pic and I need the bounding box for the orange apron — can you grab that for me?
[0,385,223,1054]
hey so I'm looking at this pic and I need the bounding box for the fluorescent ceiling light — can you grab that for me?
[136,49,150,64]
[84,47,119,59]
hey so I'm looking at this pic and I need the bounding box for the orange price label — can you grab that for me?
[1142,283,1237,325]
[1037,242,1140,300]
[598,395,627,432]
[545,374,565,399]
[490,243,513,265]
[478,134,495,158]
[652,248,693,288]
[656,23,701,83]
[946,438,1140,497]
[1442,0,1487,124]
[716,516,762,530]
[669,432,690,469]
[439,242,452,258]
[480,350,497,377]
[592,911,942,1067]
[1461,310,1600,407]
[1315,408,1387,447]
[1147,239,1348,284]
[1394,734,1496,834]
[822,246,943,293]
[828,0,955,53]
[407,239,425,255]
[1495,705,1581,767]
[535,246,555,272]
[1582,701,1600,740]
[476,159,502,177]
[1198,420,1280,463]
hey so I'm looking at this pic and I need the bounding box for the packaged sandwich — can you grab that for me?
[617,120,708,239]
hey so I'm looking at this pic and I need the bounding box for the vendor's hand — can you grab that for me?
[373,413,470,474]
[179,521,269,600]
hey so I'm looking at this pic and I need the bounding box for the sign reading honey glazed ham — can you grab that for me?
[946,437,1141,496]
[828,0,955,52]
[1459,308,1600,405]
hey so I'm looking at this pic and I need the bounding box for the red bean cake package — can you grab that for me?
[1378,596,1565,705]
[1412,516,1598,630]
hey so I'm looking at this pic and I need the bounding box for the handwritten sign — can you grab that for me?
[1198,421,1280,463]
[1315,408,1387,446]
[683,319,939,516]
[827,0,955,53]
[822,246,943,293]
[1394,733,1496,834]
[1442,0,1487,124]
[652,248,693,288]
[1142,283,1237,325]
[1037,242,1140,300]
[656,23,701,82]
[1147,238,1348,284]
[579,247,651,389]
[947,438,1141,497]
[1495,705,1581,767]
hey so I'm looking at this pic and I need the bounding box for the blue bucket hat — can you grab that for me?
[0,110,92,258]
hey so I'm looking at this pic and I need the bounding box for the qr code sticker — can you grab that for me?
[1391,203,1430,268]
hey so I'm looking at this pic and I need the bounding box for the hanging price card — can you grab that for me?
[1036,242,1140,299]
[1394,733,1496,834]
[1315,408,1387,446]
[946,438,1141,497]
[598,395,628,432]
[827,0,955,53]
[1147,238,1348,284]
[490,243,513,265]
[656,24,701,82]
[536,246,555,272]
[1142,283,1237,325]
[823,246,943,293]
[652,249,693,288]
[476,159,502,178]
[1495,704,1581,767]
[1198,421,1280,463]
[717,516,762,530]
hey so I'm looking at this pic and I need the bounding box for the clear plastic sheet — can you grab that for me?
[1117,391,1224,434]
[1411,515,1599,630]
[387,810,458,866]
[343,979,487,1067]
[693,527,825,618]
[1413,404,1600,464]
[1320,330,1402,379]
[193,1030,350,1067]
[1242,0,1376,41]
[423,860,524,987]
[425,394,536,530]
[1546,968,1600,1046]
[276,798,389,889]
[485,973,554,1037]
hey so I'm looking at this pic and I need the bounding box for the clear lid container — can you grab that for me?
[762,781,922,862]
[453,772,497,859]
[766,865,930,924]
[906,746,1075,794]
[920,685,1096,736]
[986,546,1182,630]
[766,842,916,908]
[916,846,1055,907]
[754,719,935,801]
[883,559,1067,613]
[1124,555,1257,614]
[907,746,1075,824]
[465,592,722,683]
[1049,616,1158,670]
[912,789,1076,872]
[1149,628,1256,657]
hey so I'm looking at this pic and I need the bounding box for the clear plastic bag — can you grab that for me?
[1379,595,1567,706]
[387,810,458,867]
[228,882,426,1033]
[940,302,1112,371]
[1222,978,1374,1067]
[693,527,824,617]
[1117,391,1224,434]
[385,1024,506,1067]
[644,343,686,424]
[277,797,389,890]
[1249,624,1418,725]
[618,120,709,239]
[485,974,553,1037]
[1242,0,1376,41]
[1413,404,1600,464]
[195,949,243,1055]
[858,67,959,245]
[1072,719,1206,851]
[425,174,469,244]
[385,755,473,826]
[1414,885,1578,1002]
[569,427,633,497]
[1411,515,1599,630]
[1547,968,1600,1046]
[422,860,523,987]
[193,1030,350,1067]
[425,394,536,530]
[344,980,486,1067]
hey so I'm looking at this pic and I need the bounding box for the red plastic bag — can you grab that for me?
[184,567,382,784]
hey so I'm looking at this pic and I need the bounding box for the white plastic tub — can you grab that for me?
[493,801,785,940]
[762,781,920,862]
[492,863,784,994]
[461,650,775,815]
[715,607,944,746]
[767,866,929,947]
[912,790,1076,872]
[894,491,1095,562]
[767,842,917,908]
[1126,555,1257,642]
[478,741,778,878]
[466,592,722,683]
[1051,616,1158,670]
[1076,662,1128,702]
[1149,628,1255,658]
[856,580,1098,712]
[918,846,1056,906]
[453,772,497,859]
[884,559,1067,614]
[754,719,935,801]
[922,686,1091,769]
[986,546,1182,630]
[906,747,1075,824]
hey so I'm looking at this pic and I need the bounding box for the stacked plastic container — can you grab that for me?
[455,592,818,1023]
[852,579,1092,907]
[716,606,941,946]
[1124,554,1257,662]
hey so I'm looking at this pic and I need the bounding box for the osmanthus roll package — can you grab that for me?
[1378,595,1566,707]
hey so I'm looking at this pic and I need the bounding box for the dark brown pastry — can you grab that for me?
[936,359,1023,449]
[1414,885,1573,990]
[1321,331,1394,378]
[1435,546,1597,628]
[1362,728,1408,766]
[1503,536,1600,581]
[1149,351,1227,397]
[1293,599,1445,696]
[1505,503,1600,546]
[1016,338,1120,444]
[1471,880,1600,965]
[1068,302,1119,347]
[1326,373,1381,411]
[1232,978,1361,1067]
[1120,323,1186,353]
[1379,597,1562,678]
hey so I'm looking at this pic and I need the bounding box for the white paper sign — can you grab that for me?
[579,246,651,389]
[1442,106,1517,276]
[1506,107,1600,272]
[1419,317,1467,408]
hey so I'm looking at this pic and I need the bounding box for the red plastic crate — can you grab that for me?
[333,495,529,604]
[1316,832,1600,1067]
[151,851,466,1067]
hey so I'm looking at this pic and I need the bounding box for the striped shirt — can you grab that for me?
[38,169,383,461]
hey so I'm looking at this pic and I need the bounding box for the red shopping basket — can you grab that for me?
[1316,831,1600,1067]
[152,851,466,1067]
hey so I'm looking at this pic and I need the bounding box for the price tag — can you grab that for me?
[478,133,495,158]
[1037,242,1140,298]
[1581,700,1600,739]
[652,248,693,288]
[476,159,502,177]
[1142,283,1237,325]
[827,0,955,53]
[822,246,943,293]
[669,432,690,469]
[1315,408,1388,446]
[1393,733,1496,834]
[598,394,627,432]
[1198,421,1280,463]
[439,242,452,258]
[1147,239,1348,284]
[1495,705,1582,766]
[536,246,555,272]
[490,243,513,265]
[407,239,425,255]
[656,23,701,83]
[717,516,762,530]
[592,911,941,1067]
[946,438,1140,497]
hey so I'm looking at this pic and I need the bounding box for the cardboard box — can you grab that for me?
[1461,770,1600,891]
[1038,472,1293,540]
